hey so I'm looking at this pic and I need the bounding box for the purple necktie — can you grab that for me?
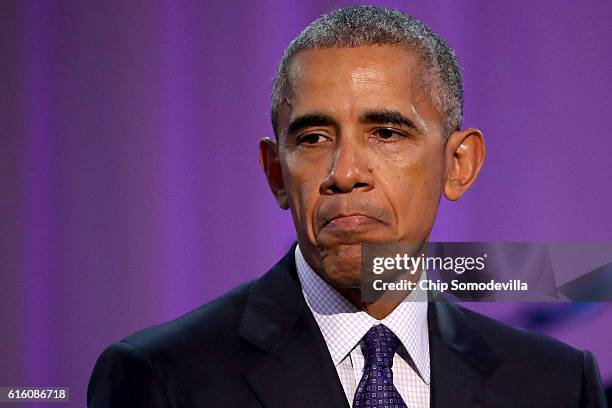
[353,324,408,408]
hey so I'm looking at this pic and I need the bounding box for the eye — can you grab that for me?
[373,128,404,141]
[298,133,326,145]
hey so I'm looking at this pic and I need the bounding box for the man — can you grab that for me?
[87,6,606,407]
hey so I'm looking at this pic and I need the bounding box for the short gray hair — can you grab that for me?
[270,5,463,139]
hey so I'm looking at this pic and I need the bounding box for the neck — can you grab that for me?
[298,242,422,319]
[337,287,412,320]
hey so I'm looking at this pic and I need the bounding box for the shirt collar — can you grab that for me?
[295,244,430,384]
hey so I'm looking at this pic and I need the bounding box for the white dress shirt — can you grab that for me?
[295,245,431,408]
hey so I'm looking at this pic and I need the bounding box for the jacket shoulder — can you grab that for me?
[122,279,255,354]
[457,305,584,363]
[453,305,606,405]
[88,279,259,407]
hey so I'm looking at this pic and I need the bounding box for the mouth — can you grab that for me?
[321,213,383,231]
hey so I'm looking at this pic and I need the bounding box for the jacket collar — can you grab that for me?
[238,243,507,408]
[238,243,350,408]
[428,301,512,407]
[238,243,305,351]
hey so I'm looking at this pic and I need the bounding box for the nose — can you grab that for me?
[320,138,374,194]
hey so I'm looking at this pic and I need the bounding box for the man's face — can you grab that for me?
[273,45,448,288]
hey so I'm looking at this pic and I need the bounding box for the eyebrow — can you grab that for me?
[286,109,419,136]
[359,110,419,130]
[287,113,337,136]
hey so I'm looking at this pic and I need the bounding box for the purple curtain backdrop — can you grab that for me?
[1,1,611,406]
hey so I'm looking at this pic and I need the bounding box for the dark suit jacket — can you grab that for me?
[88,245,607,407]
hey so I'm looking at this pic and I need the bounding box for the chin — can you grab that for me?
[319,243,363,289]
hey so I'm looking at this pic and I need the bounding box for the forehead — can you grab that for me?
[282,45,441,134]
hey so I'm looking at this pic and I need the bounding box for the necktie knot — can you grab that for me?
[363,324,400,368]
[354,324,408,407]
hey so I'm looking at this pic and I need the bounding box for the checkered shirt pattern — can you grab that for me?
[295,245,431,408]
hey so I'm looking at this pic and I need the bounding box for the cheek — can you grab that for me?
[283,163,324,237]
[384,147,445,237]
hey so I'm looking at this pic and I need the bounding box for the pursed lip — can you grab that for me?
[321,212,384,230]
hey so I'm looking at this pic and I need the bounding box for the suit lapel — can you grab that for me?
[239,246,517,408]
[429,301,516,408]
[239,245,349,408]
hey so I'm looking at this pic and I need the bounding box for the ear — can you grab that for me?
[443,128,486,201]
[259,137,289,210]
